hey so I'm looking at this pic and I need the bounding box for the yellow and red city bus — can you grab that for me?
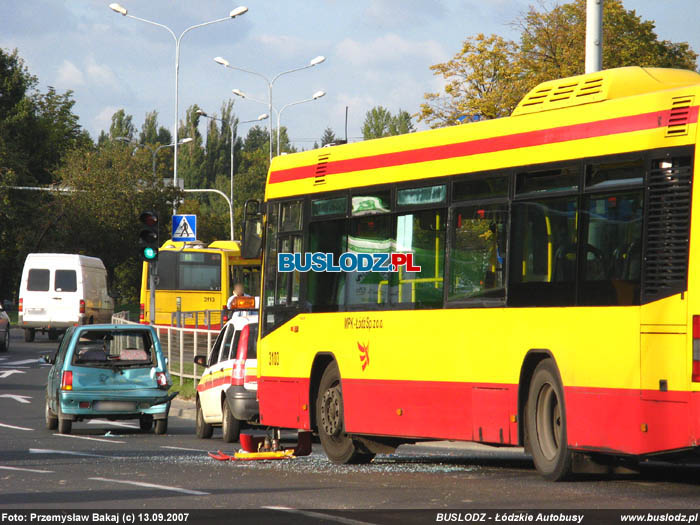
[140,240,260,327]
[251,66,700,479]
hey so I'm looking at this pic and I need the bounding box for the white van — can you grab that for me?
[18,254,114,342]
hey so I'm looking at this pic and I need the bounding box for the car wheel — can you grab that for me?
[195,399,213,439]
[526,359,573,481]
[45,396,58,430]
[24,328,35,343]
[0,328,8,352]
[57,402,72,435]
[139,414,154,432]
[221,400,240,443]
[154,418,168,435]
[48,329,58,341]
[316,361,374,464]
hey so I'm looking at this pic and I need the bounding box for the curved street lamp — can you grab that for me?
[214,55,325,159]
[109,3,248,211]
[196,109,268,239]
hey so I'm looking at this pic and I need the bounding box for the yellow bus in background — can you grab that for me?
[139,240,260,328]
[250,66,700,480]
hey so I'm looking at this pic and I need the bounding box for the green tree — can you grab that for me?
[109,109,136,141]
[320,126,337,146]
[177,105,205,189]
[139,110,171,145]
[362,106,394,139]
[419,0,698,127]
[58,143,180,301]
[0,48,88,300]
[389,109,416,135]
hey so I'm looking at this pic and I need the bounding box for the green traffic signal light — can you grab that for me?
[138,210,159,262]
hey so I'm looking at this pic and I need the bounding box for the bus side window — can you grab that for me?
[509,197,578,306]
[449,205,507,303]
[580,191,643,306]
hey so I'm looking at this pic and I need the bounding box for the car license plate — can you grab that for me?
[27,308,45,314]
[93,401,137,412]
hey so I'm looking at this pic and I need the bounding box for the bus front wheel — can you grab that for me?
[526,359,573,481]
[316,361,374,465]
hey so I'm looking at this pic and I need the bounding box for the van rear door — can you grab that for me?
[22,268,52,325]
[51,268,80,325]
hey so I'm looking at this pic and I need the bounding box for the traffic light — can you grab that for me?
[139,211,159,262]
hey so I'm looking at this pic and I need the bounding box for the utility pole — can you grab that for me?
[585,0,603,74]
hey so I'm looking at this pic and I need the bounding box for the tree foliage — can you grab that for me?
[320,126,337,146]
[362,106,416,139]
[419,0,698,127]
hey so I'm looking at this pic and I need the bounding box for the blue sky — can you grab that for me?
[2,1,699,149]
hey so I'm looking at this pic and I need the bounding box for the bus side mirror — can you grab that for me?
[242,199,263,259]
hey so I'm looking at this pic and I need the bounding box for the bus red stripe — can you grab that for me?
[268,107,698,184]
[258,375,698,455]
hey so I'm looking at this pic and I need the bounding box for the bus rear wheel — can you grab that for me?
[316,361,374,465]
[526,359,573,481]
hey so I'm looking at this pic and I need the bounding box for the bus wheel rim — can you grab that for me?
[321,385,342,438]
[535,382,561,461]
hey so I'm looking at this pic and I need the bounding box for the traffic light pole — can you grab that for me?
[149,262,157,325]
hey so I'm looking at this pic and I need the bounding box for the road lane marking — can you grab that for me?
[0,394,32,404]
[160,446,209,452]
[87,419,139,429]
[89,477,209,496]
[2,359,40,366]
[29,448,109,458]
[0,369,26,378]
[54,433,126,444]
[263,507,377,525]
[0,465,54,474]
[0,422,33,431]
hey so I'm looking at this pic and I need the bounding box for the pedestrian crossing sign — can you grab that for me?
[172,214,197,242]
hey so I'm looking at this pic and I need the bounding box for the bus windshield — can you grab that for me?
[156,251,221,291]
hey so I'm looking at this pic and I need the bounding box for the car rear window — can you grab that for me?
[55,270,77,292]
[27,269,50,291]
[248,324,258,359]
[72,330,155,367]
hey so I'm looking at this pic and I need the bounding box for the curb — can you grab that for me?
[170,398,195,420]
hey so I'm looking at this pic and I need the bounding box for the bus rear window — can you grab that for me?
[156,252,221,291]
[55,270,77,292]
[27,269,50,291]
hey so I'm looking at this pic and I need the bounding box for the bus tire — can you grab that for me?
[526,359,573,481]
[221,401,240,443]
[195,398,213,439]
[24,328,35,343]
[316,361,374,465]
[139,414,154,432]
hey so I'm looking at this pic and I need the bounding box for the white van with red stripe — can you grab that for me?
[193,308,258,442]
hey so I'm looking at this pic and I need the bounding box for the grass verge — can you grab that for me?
[170,376,196,400]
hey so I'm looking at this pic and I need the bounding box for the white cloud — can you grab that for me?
[94,105,119,132]
[56,60,84,88]
[85,56,117,85]
[336,33,445,68]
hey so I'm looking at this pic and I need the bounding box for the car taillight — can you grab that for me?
[693,316,700,382]
[61,371,73,390]
[139,303,145,323]
[232,325,250,382]
[79,299,85,314]
[156,372,168,389]
[18,298,23,313]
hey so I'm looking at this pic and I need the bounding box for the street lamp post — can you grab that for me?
[196,110,268,239]
[115,136,193,178]
[276,91,325,157]
[213,55,325,160]
[109,3,248,211]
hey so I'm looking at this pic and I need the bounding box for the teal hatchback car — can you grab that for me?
[43,324,177,435]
